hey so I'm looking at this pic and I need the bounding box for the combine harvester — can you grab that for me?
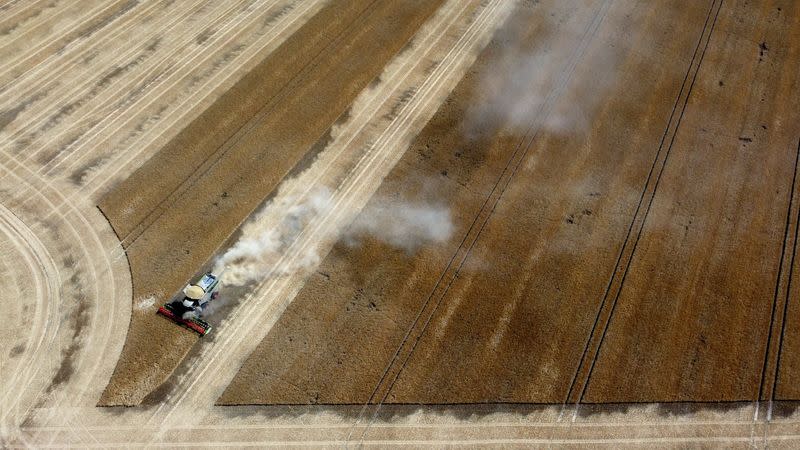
[158,271,223,335]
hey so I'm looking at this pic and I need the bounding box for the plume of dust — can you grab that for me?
[345,197,454,253]
[463,8,622,139]
[213,185,455,287]
[213,187,334,287]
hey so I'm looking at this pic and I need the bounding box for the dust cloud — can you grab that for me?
[463,9,621,138]
[345,197,453,253]
[214,185,453,287]
[213,187,334,286]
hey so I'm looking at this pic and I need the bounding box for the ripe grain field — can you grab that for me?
[3,0,800,447]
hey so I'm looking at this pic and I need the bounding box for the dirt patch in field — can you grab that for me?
[98,0,446,405]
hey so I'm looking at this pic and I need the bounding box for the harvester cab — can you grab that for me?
[157,271,223,336]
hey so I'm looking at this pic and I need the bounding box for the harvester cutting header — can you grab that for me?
[157,271,223,335]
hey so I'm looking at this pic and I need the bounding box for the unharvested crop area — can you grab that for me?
[4,0,800,446]
[220,0,800,406]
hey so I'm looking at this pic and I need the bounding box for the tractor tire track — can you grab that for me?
[759,138,800,408]
[0,156,130,445]
[0,0,138,90]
